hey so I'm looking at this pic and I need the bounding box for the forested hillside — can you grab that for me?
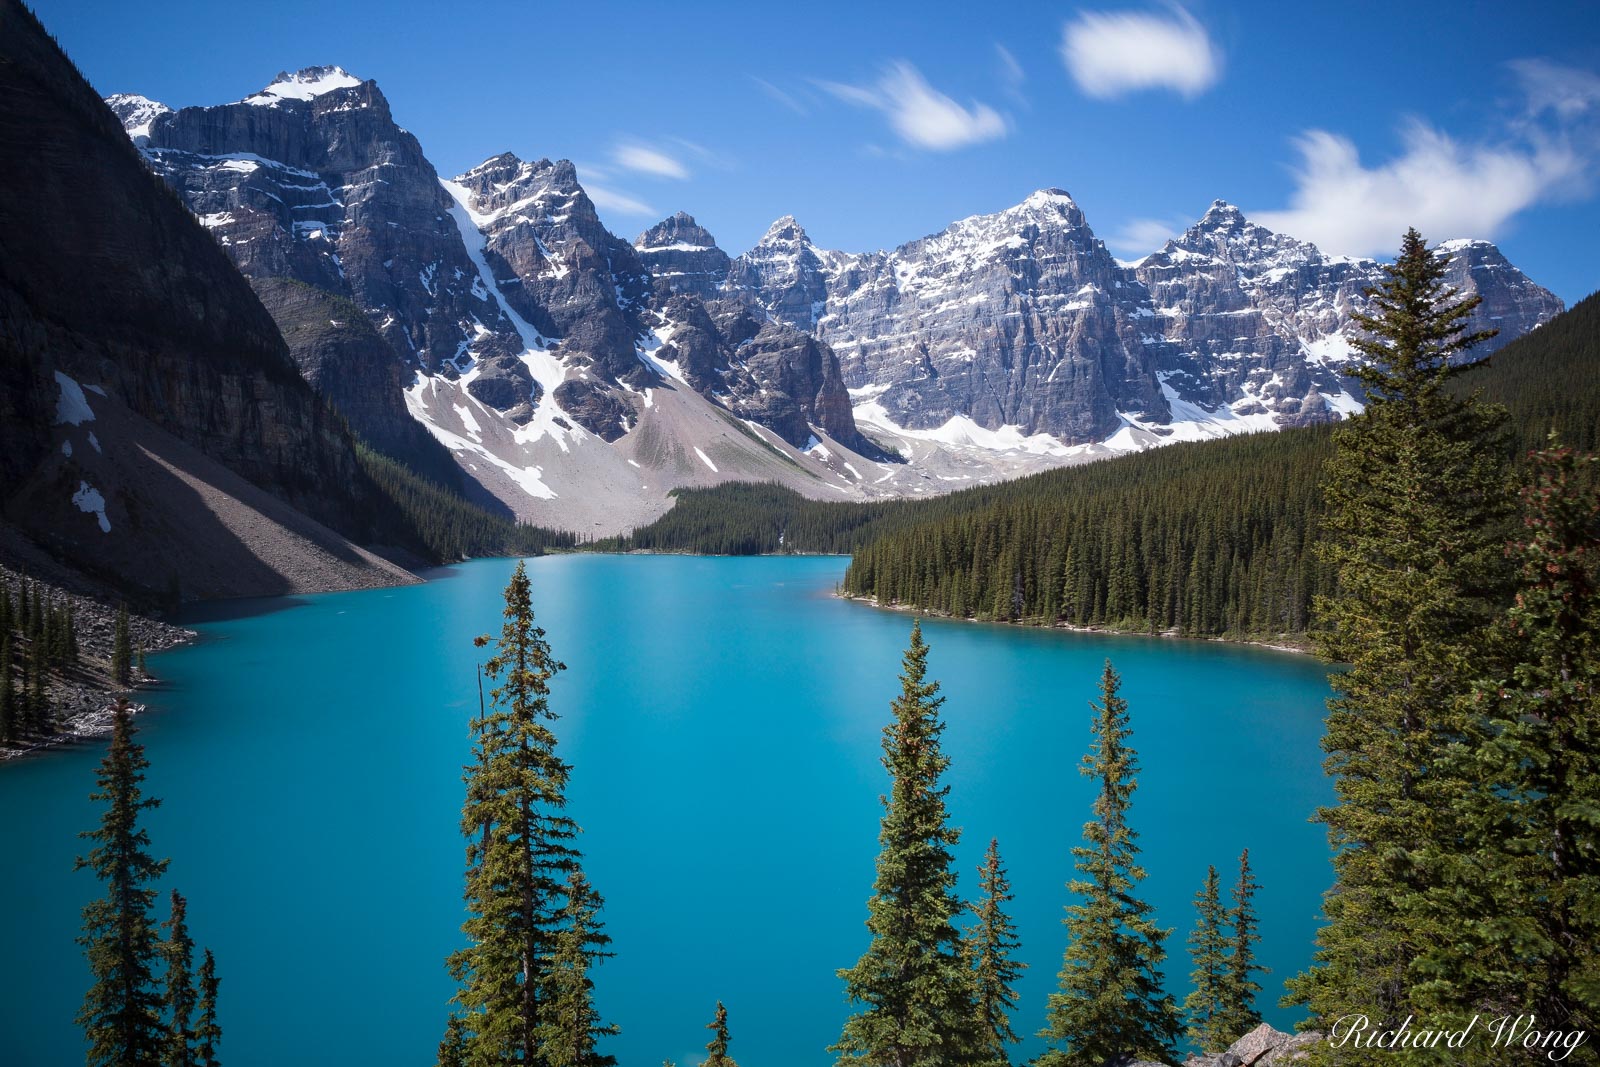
[608,291,1599,639]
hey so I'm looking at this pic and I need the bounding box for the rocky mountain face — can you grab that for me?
[728,194,1564,446]
[0,1,418,597]
[105,61,1562,531]
[637,212,732,301]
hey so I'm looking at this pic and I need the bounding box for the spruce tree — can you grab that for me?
[704,1001,738,1067]
[112,604,132,687]
[1216,849,1264,1042]
[1038,661,1179,1067]
[438,1016,468,1067]
[833,621,976,1066]
[162,890,198,1067]
[1286,231,1511,1043]
[444,561,613,1064]
[76,698,170,1066]
[0,634,14,743]
[966,838,1024,1067]
[539,870,618,1067]
[1182,865,1230,1053]
[194,949,220,1067]
[1438,440,1600,1032]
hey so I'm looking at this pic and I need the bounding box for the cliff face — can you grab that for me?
[730,194,1565,445]
[0,0,416,594]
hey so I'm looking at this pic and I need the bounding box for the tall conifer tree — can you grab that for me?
[194,949,220,1067]
[1216,849,1264,1042]
[76,698,169,1066]
[966,838,1024,1067]
[1183,866,1230,1053]
[1287,231,1511,1044]
[1437,440,1600,1032]
[704,1001,738,1067]
[161,890,198,1067]
[833,621,976,1066]
[444,562,613,1065]
[1038,661,1179,1067]
[112,603,133,687]
[0,634,15,743]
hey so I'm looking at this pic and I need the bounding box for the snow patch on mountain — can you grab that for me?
[54,371,96,426]
[242,66,362,106]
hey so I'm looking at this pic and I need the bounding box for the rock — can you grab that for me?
[552,379,635,442]
[1223,1023,1321,1065]
[636,212,731,301]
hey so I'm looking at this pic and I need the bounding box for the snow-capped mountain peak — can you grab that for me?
[242,66,363,107]
[105,93,171,145]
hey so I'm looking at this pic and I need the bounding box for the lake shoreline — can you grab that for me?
[837,591,1318,657]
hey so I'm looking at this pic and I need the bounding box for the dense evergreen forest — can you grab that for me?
[605,290,1600,640]
[354,443,578,562]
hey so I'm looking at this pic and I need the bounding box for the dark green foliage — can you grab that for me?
[966,838,1024,1067]
[112,603,132,687]
[161,890,197,1067]
[704,1001,738,1067]
[444,562,614,1064]
[1183,866,1231,1053]
[833,621,977,1066]
[1038,661,1179,1067]
[194,949,220,1067]
[76,698,169,1066]
[1288,231,1514,1047]
[539,870,619,1067]
[606,290,1599,643]
[438,1016,468,1067]
[1218,849,1265,1042]
[0,634,14,743]
[1435,439,1600,1032]
[354,441,578,562]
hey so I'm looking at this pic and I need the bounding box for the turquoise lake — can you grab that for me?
[0,554,1334,1065]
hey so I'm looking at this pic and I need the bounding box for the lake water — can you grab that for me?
[0,555,1334,1066]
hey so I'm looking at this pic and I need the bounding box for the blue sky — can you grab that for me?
[32,0,1600,303]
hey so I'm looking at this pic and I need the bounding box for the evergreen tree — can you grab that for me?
[966,838,1024,1067]
[1438,440,1600,1032]
[1286,231,1512,1043]
[27,636,49,733]
[438,1016,468,1067]
[76,698,170,1066]
[1216,849,1264,1042]
[0,634,14,743]
[704,1001,738,1067]
[833,621,976,1066]
[444,562,613,1064]
[1182,866,1231,1053]
[1038,661,1179,1067]
[161,890,198,1067]
[539,870,618,1067]
[194,949,220,1067]
[112,604,132,687]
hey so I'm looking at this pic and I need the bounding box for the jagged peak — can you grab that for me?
[636,212,721,252]
[1197,199,1246,226]
[242,66,364,107]
[760,215,809,243]
[104,93,171,143]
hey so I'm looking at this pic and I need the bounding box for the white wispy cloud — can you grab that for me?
[996,44,1027,106]
[750,76,809,116]
[612,142,689,180]
[1060,6,1221,100]
[1254,61,1600,257]
[574,163,658,218]
[820,61,1008,151]
[1106,216,1187,258]
[584,183,658,217]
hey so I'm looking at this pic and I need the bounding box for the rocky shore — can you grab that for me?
[0,559,192,761]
